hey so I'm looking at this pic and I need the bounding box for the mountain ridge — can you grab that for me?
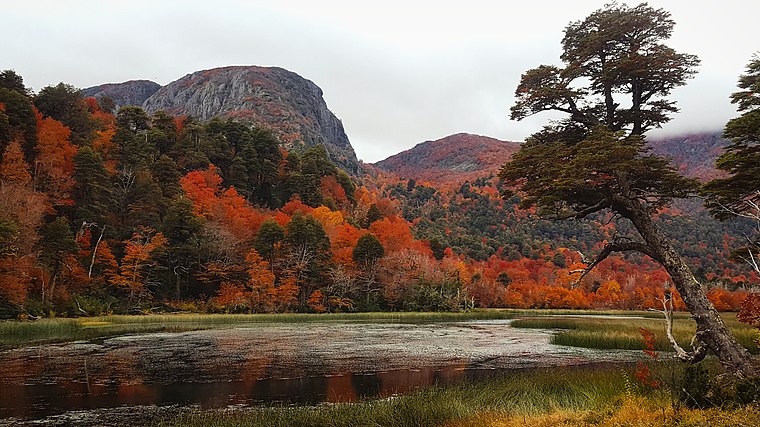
[374,131,728,184]
[83,66,359,173]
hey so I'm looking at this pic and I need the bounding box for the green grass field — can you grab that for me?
[510,313,759,354]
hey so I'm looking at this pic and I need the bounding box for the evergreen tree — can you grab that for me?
[38,217,77,305]
[161,197,204,300]
[704,56,760,273]
[152,155,182,200]
[0,88,37,160]
[72,147,113,225]
[34,83,93,145]
[500,3,755,377]
[0,70,28,95]
[254,218,285,265]
[352,234,385,268]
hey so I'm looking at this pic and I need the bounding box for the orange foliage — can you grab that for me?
[320,175,347,207]
[35,111,76,206]
[179,166,223,217]
[307,289,327,313]
[370,215,428,254]
[281,197,311,216]
[111,228,167,300]
[245,249,276,311]
[0,140,31,183]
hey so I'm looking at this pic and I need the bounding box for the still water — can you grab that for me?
[0,320,638,424]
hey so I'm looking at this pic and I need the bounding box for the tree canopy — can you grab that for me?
[500,2,756,378]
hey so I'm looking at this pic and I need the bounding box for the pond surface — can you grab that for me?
[0,320,638,425]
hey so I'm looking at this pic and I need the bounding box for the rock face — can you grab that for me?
[82,80,161,109]
[141,66,358,173]
[375,133,521,184]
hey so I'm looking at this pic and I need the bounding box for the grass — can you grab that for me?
[152,364,760,427]
[511,313,760,354]
[0,310,514,347]
[153,366,629,427]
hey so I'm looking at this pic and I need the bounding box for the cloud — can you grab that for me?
[2,1,758,162]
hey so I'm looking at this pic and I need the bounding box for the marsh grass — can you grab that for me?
[511,314,759,354]
[0,310,514,347]
[154,366,627,427]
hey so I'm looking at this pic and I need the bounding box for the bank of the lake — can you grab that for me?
[154,366,759,427]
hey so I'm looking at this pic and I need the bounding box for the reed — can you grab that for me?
[511,314,759,354]
[154,366,627,427]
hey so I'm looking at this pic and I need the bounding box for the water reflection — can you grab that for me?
[0,365,498,419]
[0,320,638,421]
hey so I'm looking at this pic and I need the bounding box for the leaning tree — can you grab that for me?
[500,3,756,377]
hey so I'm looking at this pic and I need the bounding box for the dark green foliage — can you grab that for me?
[0,87,37,159]
[97,96,116,115]
[0,70,28,95]
[0,219,18,257]
[34,83,94,145]
[114,107,156,168]
[704,57,760,220]
[150,111,178,153]
[72,147,113,225]
[501,128,699,218]
[735,377,760,405]
[428,237,445,261]
[286,213,332,303]
[152,155,182,199]
[160,197,205,300]
[336,170,356,204]
[127,170,165,226]
[254,219,285,265]
[366,204,383,225]
[352,234,384,267]
[115,106,150,132]
[38,217,76,278]
[286,213,330,254]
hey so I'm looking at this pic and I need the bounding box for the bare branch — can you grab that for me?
[649,289,707,363]
[570,238,658,286]
[556,197,612,220]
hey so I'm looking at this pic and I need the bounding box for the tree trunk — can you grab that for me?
[617,197,757,378]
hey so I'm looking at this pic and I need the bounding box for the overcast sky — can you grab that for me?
[3,1,758,162]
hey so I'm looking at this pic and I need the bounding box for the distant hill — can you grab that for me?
[81,80,161,109]
[83,66,359,173]
[374,133,521,185]
[374,131,728,185]
[647,132,728,181]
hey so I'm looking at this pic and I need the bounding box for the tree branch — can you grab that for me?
[649,290,707,363]
[556,198,612,220]
[570,238,658,286]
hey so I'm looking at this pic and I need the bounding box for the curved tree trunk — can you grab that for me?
[617,197,757,378]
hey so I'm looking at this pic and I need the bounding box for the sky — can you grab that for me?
[2,1,759,162]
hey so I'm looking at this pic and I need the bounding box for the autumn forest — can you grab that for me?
[0,69,756,320]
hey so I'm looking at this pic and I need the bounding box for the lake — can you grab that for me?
[0,319,639,425]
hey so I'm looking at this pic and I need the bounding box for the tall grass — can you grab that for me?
[511,314,759,354]
[0,310,514,347]
[154,366,627,427]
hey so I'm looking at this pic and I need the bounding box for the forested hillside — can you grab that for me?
[0,69,754,319]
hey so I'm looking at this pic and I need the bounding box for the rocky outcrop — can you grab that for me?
[82,80,161,109]
[142,66,358,173]
[375,133,521,184]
